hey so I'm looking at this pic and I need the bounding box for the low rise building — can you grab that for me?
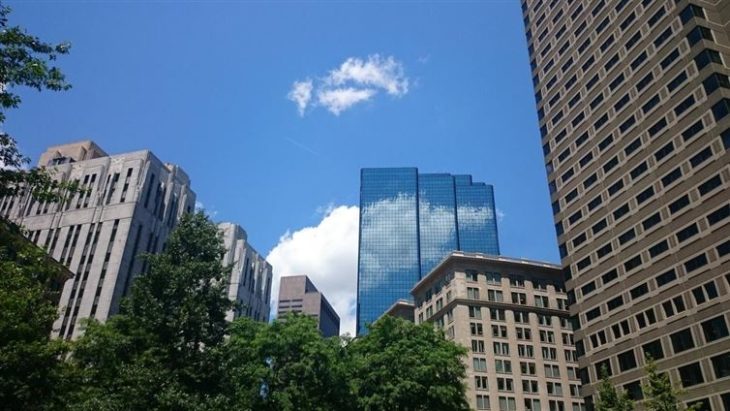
[412,252,583,411]
[277,275,340,337]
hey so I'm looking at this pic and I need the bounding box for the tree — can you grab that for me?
[0,2,77,204]
[68,212,234,411]
[595,365,633,411]
[219,314,351,411]
[0,220,72,410]
[348,316,470,411]
[642,356,701,411]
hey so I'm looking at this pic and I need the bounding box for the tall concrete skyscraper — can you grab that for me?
[218,222,273,323]
[0,141,196,339]
[357,167,500,335]
[523,1,730,408]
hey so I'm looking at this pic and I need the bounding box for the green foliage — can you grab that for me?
[68,213,233,411]
[0,2,78,204]
[642,356,701,411]
[0,2,71,123]
[348,315,470,411]
[595,365,633,411]
[0,221,71,411]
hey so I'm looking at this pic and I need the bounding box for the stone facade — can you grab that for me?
[1,141,195,339]
[412,252,583,411]
[218,222,272,323]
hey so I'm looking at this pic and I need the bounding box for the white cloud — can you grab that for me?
[266,205,359,336]
[496,208,506,223]
[287,54,409,116]
[326,55,408,96]
[287,79,313,116]
[317,87,376,115]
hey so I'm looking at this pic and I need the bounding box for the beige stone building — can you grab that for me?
[219,222,272,323]
[277,275,340,337]
[522,0,730,409]
[1,141,196,339]
[412,252,583,411]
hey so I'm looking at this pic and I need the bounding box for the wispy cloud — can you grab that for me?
[288,54,409,116]
[287,79,313,116]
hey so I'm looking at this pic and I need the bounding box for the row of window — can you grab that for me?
[533,1,690,133]
[579,313,730,387]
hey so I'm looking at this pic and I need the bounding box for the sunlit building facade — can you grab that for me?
[356,167,500,335]
[522,0,730,409]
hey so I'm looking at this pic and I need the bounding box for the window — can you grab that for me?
[702,316,729,342]
[608,179,624,196]
[661,168,682,187]
[703,73,730,95]
[491,308,506,321]
[545,364,561,378]
[586,307,601,322]
[684,253,708,273]
[543,347,558,361]
[581,281,596,296]
[469,306,483,319]
[631,162,648,180]
[694,49,723,71]
[497,377,513,391]
[636,186,655,204]
[712,352,730,379]
[512,292,527,305]
[618,228,636,245]
[505,327,532,340]
[649,240,669,258]
[682,121,705,144]
[618,350,637,371]
[597,243,612,259]
[678,362,704,387]
[499,396,516,411]
[636,309,657,329]
[712,99,730,121]
[680,4,705,24]
[674,95,696,117]
[517,343,534,358]
[474,357,488,372]
[487,272,501,284]
[654,27,673,48]
[648,117,667,137]
[661,48,679,70]
[687,26,713,46]
[592,219,607,235]
[488,289,504,302]
[472,340,486,353]
[624,381,643,400]
[667,71,687,92]
[467,287,480,300]
[520,361,536,374]
[692,282,719,305]
[595,360,611,378]
[510,276,525,288]
[698,175,722,196]
[607,296,624,311]
[707,204,730,225]
[631,283,648,300]
[471,323,484,336]
[669,195,690,215]
[663,296,686,318]
[613,203,630,220]
[475,375,489,390]
[643,339,664,360]
[677,223,699,243]
[655,142,674,161]
[656,269,677,287]
[643,212,661,231]
[476,394,490,410]
[636,72,654,92]
[514,310,529,324]
[671,329,695,353]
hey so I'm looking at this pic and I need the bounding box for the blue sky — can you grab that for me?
[7,1,556,333]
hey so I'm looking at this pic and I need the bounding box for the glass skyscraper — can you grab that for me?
[357,167,499,335]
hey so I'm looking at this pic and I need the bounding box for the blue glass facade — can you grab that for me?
[357,168,499,335]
